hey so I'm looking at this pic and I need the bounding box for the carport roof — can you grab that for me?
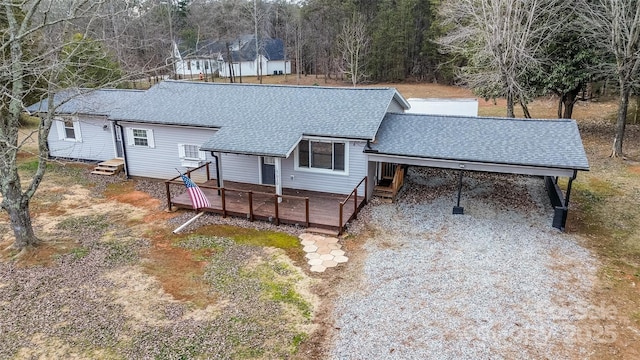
[369,113,589,172]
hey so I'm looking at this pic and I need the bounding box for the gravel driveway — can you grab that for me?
[331,168,598,359]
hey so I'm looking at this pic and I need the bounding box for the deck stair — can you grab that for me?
[373,164,405,203]
[91,158,124,176]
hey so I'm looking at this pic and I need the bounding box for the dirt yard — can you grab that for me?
[1,82,639,359]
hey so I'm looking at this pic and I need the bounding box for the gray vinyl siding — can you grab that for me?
[281,140,368,195]
[386,98,406,114]
[122,123,217,182]
[48,115,115,161]
[220,153,260,183]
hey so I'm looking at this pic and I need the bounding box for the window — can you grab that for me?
[133,129,148,146]
[64,120,75,139]
[126,128,155,148]
[178,144,206,167]
[297,139,347,173]
[196,61,200,70]
[187,61,191,71]
[178,144,205,160]
[55,117,82,142]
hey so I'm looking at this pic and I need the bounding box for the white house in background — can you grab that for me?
[216,35,290,78]
[172,35,290,79]
[406,98,479,116]
[172,42,219,78]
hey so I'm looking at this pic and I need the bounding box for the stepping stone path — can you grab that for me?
[299,233,348,272]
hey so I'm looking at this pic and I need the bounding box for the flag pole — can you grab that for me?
[173,212,205,234]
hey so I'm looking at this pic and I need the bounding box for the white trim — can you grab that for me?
[294,139,350,176]
[55,119,65,140]
[72,121,82,142]
[127,127,155,148]
[54,117,82,142]
[367,153,576,178]
[275,157,282,203]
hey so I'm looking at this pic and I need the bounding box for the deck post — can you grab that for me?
[339,202,344,234]
[248,191,254,221]
[216,152,224,188]
[274,157,282,203]
[165,181,172,211]
[364,176,368,204]
[354,190,358,220]
[305,198,310,227]
[206,163,210,181]
[274,194,280,225]
[221,188,226,218]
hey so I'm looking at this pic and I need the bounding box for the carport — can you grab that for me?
[366,113,590,230]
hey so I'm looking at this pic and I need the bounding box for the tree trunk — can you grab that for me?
[506,91,515,117]
[557,94,564,118]
[611,85,631,157]
[562,87,580,119]
[2,182,38,249]
[519,98,532,118]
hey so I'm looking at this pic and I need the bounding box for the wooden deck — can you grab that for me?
[168,180,367,233]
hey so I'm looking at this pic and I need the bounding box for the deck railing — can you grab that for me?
[338,176,368,234]
[165,162,212,210]
[165,171,311,227]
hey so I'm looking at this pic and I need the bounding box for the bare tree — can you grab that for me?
[0,0,134,252]
[579,0,640,157]
[438,0,569,117]
[338,13,369,87]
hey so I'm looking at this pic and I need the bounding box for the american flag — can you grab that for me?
[180,174,211,209]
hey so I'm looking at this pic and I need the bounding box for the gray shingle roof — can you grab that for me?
[369,113,589,170]
[27,88,145,116]
[109,80,408,157]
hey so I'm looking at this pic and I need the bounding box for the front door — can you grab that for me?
[261,157,275,185]
[114,126,123,158]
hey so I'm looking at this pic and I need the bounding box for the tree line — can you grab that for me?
[1,0,640,251]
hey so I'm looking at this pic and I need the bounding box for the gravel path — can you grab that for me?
[331,168,598,359]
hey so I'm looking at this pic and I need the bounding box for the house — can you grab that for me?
[172,41,220,78]
[172,35,291,79]
[29,88,145,162]
[28,81,589,232]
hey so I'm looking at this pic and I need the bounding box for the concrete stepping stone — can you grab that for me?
[299,232,349,272]
[330,249,345,257]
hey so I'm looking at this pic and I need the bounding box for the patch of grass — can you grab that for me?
[103,240,139,265]
[291,332,308,352]
[17,158,53,173]
[196,224,300,249]
[56,214,110,233]
[69,246,90,259]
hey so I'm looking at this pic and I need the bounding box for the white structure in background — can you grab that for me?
[172,35,291,79]
[217,36,290,78]
[406,98,478,117]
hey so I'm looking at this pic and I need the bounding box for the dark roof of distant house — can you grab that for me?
[26,88,145,116]
[370,113,590,170]
[178,36,285,62]
[109,80,409,157]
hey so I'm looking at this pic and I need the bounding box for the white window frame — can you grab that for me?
[178,143,206,167]
[294,137,349,176]
[126,127,155,148]
[55,117,82,142]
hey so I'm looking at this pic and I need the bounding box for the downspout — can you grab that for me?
[210,151,221,195]
[564,170,577,208]
[114,121,130,179]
